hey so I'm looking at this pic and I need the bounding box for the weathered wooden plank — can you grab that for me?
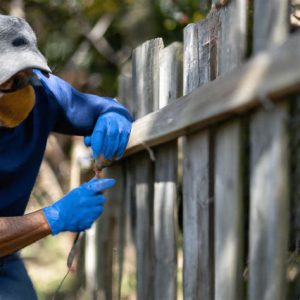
[132,38,163,115]
[182,19,214,300]
[217,0,246,75]
[183,130,210,300]
[214,1,247,300]
[249,1,290,299]
[183,23,200,95]
[135,152,154,300]
[94,164,124,300]
[154,142,178,299]
[153,42,182,300]
[214,121,244,300]
[132,38,163,300]
[253,0,289,53]
[249,103,289,300]
[117,70,137,299]
[197,9,219,83]
[158,42,183,109]
[124,32,300,157]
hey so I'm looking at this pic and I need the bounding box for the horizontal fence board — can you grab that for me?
[124,32,300,157]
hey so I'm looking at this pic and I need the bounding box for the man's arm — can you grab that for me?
[0,210,51,257]
[0,178,116,258]
[34,70,133,136]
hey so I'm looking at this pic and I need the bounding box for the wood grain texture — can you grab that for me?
[117,70,137,299]
[132,38,164,117]
[183,18,214,300]
[153,42,182,300]
[253,0,289,53]
[125,32,300,157]
[249,104,289,300]
[97,164,125,300]
[249,1,290,299]
[135,152,154,300]
[214,1,246,300]
[183,23,200,95]
[217,0,246,75]
[214,121,244,300]
[132,38,163,300]
[154,142,178,300]
[159,42,183,109]
[183,130,210,300]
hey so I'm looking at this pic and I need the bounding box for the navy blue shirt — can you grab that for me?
[0,71,132,217]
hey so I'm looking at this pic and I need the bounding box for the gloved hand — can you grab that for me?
[43,178,116,235]
[84,112,132,159]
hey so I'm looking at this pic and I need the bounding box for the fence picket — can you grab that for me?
[86,3,297,300]
[182,18,214,300]
[117,70,137,299]
[249,1,290,300]
[214,1,247,300]
[153,42,183,300]
[214,122,244,300]
[132,38,164,300]
[102,164,125,300]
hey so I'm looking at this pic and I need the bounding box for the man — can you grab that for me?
[0,15,132,299]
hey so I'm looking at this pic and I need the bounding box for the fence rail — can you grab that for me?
[125,32,300,157]
[81,1,300,299]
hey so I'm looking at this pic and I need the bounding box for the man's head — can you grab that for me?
[0,15,51,86]
[0,15,51,128]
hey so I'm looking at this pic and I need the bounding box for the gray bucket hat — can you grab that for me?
[0,15,51,85]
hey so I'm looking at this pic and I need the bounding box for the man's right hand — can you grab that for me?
[42,178,116,235]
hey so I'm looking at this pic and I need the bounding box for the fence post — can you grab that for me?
[248,1,290,300]
[214,1,247,300]
[132,38,164,300]
[153,42,183,300]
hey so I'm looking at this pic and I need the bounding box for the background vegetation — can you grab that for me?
[0,1,207,299]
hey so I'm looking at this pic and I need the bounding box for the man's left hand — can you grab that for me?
[84,112,132,159]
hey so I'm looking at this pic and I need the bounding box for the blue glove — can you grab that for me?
[43,178,116,235]
[84,112,132,159]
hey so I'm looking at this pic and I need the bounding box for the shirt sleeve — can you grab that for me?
[34,70,133,136]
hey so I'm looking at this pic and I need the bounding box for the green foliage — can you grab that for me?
[0,0,207,96]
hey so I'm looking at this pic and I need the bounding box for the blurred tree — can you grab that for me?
[0,0,207,95]
[0,2,208,298]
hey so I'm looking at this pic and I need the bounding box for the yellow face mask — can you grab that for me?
[0,85,35,128]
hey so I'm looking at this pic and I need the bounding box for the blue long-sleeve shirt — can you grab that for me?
[0,70,132,217]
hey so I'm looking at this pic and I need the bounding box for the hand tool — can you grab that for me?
[67,156,114,267]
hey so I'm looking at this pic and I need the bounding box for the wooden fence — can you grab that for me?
[81,0,300,299]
